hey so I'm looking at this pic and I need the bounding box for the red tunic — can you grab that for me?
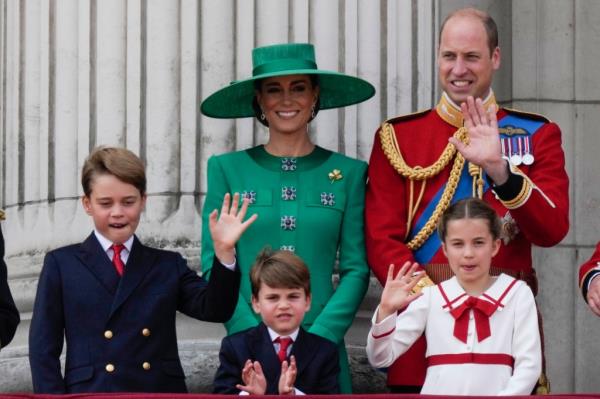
[365,101,569,386]
[579,242,600,300]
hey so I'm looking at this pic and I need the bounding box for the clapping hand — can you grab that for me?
[236,359,267,395]
[449,96,509,185]
[377,262,425,322]
[209,193,258,264]
[278,355,297,395]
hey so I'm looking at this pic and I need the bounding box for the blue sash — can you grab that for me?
[411,165,485,264]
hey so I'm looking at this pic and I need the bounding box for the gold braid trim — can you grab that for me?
[468,162,485,199]
[380,122,467,180]
[379,123,468,250]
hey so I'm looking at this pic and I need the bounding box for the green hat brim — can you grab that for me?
[200,69,375,119]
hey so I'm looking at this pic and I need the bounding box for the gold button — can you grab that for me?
[142,362,151,370]
[142,328,151,337]
[105,364,115,373]
[104,330,113,339]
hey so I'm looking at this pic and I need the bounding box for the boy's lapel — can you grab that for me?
[249,323,281,390]
[109,236,156,318]
[290,327,317,376]
[77,233,120,296]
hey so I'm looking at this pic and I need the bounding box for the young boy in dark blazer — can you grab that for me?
[0,213,20,350]
[29,146,257,393]
[213,250,340,395]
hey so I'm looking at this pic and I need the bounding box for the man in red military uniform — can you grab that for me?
[579,242,600,316]
[365,7,569,393]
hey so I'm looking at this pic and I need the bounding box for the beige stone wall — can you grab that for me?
[1,0,598,393]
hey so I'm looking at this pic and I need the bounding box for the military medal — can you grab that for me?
[522,136,534,165]
[508,138,522,165]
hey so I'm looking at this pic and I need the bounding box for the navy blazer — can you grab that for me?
[0,224,19,349]
[29,233,240,394]
[213,322,340,394]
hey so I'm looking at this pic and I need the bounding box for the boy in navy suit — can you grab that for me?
[29,146,257,393]
[0,214,20,350]
[213,250,340,395]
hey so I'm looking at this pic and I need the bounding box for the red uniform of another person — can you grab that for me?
[579,242,600,301]
[365,93,569,387]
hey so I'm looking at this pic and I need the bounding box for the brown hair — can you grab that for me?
[250,248,311,298]
[438,198,502,241]
[439,8,499,56]
[81,146,146,197]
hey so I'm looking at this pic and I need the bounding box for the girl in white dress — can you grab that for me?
[366,198,541,395]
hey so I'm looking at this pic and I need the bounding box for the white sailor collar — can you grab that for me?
[439,274,523,313]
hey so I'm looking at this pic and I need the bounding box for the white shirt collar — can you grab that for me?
[266,326,300,342]
[93,230,134,253]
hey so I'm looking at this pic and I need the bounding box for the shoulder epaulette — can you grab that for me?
[383,109,430,125]
[0,209,5,220]
[503,107,551,123]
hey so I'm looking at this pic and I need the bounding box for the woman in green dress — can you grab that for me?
[200,43,375,393]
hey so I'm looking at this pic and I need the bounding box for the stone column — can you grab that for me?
[1,0,598,393]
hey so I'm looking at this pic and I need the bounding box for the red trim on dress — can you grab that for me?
[482,277,519,308]
[438,284,466,310]
[426,353,514,368]
[372,327,396,339]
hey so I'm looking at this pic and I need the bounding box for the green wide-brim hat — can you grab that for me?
[200,43,376,118]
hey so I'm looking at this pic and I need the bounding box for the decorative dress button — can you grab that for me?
[105,364,115,373]
[320,192,335,206]
[142,328,151,337]
[104,330,113,339]
[281,158,297,171]
[142,362,151,370]
[281,186,297,201]
[280,245,296,252]
[280,216,296,231]
[241,190,256,204]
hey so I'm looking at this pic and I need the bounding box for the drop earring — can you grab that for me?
[311,104,316,119]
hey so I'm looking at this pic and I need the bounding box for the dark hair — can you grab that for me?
[81,146,146,197]
[250,248,311,298]
[252,75,321,127]
[438,198,502,241]
[439,8,499,56]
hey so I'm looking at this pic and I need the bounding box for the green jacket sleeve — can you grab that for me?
[308,160,370,344]
[201,155,258,334]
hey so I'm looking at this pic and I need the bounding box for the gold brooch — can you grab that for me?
[328,169,342,183]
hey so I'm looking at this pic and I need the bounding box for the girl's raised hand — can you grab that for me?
[377,262,424,322]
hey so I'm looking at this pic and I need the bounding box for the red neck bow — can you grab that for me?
[449,296,498,343]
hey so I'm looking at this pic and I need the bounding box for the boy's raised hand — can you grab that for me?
[377,262,424,322]
[209,193,258,265]
[236,359,267,395]
[278,355,297,395]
